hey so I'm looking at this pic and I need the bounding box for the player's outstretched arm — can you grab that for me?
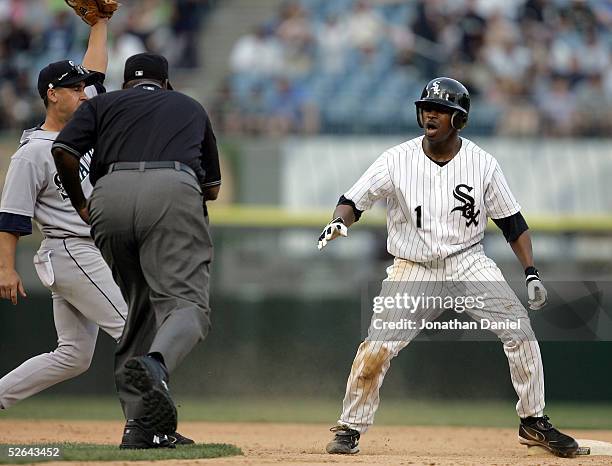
[317,204,355,250]
[0,232,26,305]
[82,17,109,74]
[509,230,547,310]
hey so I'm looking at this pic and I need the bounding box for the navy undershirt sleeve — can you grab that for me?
[337,195,364,222]
[492,211,528,242]
[0,213,32,236]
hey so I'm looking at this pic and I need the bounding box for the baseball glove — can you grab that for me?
[64,0,120,26]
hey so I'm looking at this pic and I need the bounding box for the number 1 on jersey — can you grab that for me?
[415,205,422,228]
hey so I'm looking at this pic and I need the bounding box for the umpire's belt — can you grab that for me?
[107,161,197,181]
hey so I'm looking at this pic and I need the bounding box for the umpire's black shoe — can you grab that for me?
[119,420,176,449]
[123,356,177,435]
[326,425,360,454]
[518,415,579,458]
[169,431,195,445]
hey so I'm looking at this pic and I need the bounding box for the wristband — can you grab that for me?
[525,266,539,283]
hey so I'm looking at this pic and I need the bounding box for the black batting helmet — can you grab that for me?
[415,77,470,130]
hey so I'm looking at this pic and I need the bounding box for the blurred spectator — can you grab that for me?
[277,1,314,78]
[577,28,609,76]
[411,0,445,78]
[43,10,75,62]
[209,77,250,135]
[345,0,386,52]
[574,73,612,137]
[105,26,147,90]
[316,14,349,74]
[482,12,531,95]
[267,78,319,135]
[229,25,283,77]
[172,0,207,68]
[536,76,577,136]
[457,0,487,62]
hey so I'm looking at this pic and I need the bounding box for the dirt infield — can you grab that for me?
[1,420,611,465]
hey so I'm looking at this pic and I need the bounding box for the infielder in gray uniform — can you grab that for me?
[0,14,192,449]
[0,17,123,405]
[319,78,579,458]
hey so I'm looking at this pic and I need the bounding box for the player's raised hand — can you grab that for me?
[0,268,27,305]
[318,217,348,250]
[525,267,547,310]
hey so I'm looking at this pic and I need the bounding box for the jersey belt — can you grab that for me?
[106,161,197,181]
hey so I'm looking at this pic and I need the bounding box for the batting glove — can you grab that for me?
[318,217,348,250]
[525,266,547,311]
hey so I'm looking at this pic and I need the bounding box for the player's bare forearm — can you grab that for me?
[332,204,356,228]
[0,232,19,270]
[203,185,220,201]
[82,18,109,73]
[509,230,534,270]
[52,148,88,216]
[0,231,26,303]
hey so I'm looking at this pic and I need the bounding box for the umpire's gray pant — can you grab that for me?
[88,167,212,420]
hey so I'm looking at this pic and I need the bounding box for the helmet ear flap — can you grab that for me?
[451,110,467,130]
[417,107,424,128]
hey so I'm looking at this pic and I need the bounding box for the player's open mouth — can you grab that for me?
[425,121,438,130]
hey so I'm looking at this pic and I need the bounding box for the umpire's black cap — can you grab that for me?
[37,60,98,98]
[123,53,174,90]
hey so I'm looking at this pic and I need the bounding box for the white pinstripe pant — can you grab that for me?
[338,244,545,432]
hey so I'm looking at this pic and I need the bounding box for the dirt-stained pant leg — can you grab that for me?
[338,258,445,433]
[454,251,545,419]
[89,169,212,420]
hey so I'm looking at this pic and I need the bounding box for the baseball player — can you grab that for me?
[319,77,579,458]
[0,11,191,449]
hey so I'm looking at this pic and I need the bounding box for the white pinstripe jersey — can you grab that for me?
[344,136,521,262]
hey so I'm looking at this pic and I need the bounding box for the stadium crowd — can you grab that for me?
[2,0,611,136]
[217,0,612,136]
[0,0,214,131]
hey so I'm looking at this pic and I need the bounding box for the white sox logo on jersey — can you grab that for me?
[451,184,480,227]
[53,149,93,200]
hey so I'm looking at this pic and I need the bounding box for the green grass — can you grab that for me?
[1,397,611,430]
[0,443,242,464]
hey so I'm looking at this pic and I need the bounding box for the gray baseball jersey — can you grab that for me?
[344,136,520,262]
[0,128,93,238]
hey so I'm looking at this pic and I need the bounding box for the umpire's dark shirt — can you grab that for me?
[53,83,221,190]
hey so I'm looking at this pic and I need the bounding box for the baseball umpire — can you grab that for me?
[51,52,221,448]
[319,77,579,458]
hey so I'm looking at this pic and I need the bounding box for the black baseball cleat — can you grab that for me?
[123,356,177,435]
[326,425,360,454]
[518,415,579,458]
[168,431,195,445]
[119,420,176,449]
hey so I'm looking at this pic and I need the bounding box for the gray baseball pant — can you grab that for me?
[0,237,127,409]
[88,167,212,420]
